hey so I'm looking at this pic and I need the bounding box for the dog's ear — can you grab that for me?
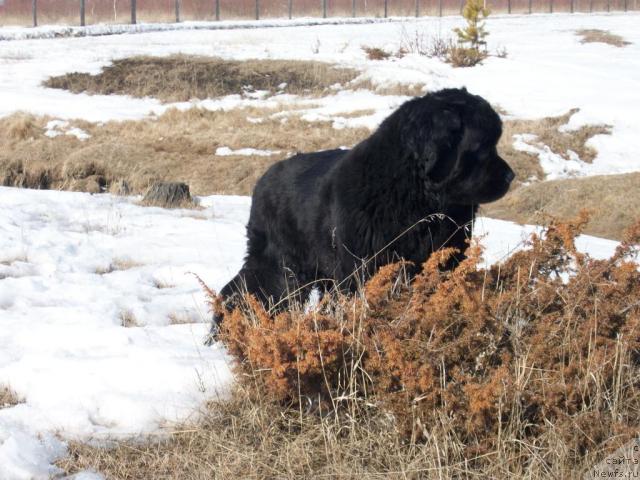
[403,106,463,176]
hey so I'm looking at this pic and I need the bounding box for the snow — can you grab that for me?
[0,188,246,478]
[44,120,91,140]
[215,146,280,157]
[0,12,638,478]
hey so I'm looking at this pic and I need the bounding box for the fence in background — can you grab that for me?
[0,0,637,27]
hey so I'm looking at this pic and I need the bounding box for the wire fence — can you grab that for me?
[0,0,637,27]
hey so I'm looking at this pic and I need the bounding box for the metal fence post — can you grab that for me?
[570,0,574,12]
[215,0,220,20]
[549,0,553,13]
[80,0,85,25]
[415,0,420,16]
[131,0,136,24]
[352,0,356,17]
[256,0,260,20]
[439,0,443,15]
[175,0,180,22]
[323,0,327,18]
[32,0,37,27]
[607,0,610,11]
[384,0,388,17]
[528,0,532,13]
[289,0,293,18]
[508,0,511,13]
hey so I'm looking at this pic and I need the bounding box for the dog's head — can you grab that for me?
[397,88,514,205]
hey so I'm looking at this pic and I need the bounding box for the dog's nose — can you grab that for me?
[505,169,515,184]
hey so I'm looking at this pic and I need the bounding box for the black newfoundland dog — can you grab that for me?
[208,88,514,336]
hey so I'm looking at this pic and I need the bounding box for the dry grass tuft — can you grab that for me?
[96,258,143,275]
[119,310,139,328]
[6,112,40,141]
[362,46,392,60]
[483,172,640,240]
[59,216,640,478]
[349,78,427,97]
[140,182,197,209]
[167,311,197,325]
[0,386,22,409]
[576,29,631,47]
[446,46,487,67]
[152,278,175,290]
[44,56,360,103]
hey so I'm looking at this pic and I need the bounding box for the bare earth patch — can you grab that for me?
[576,29,631,47]
[43,56,360,103]
[483,172,640,240]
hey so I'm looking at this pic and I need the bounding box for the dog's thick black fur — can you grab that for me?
[208,88,514,338]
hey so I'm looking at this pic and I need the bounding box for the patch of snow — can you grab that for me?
[0,430,66,480]
[215,146,280,156]
[0,187,247,476]
[44,119,91,141]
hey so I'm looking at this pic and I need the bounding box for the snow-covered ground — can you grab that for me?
[0,12,637,478]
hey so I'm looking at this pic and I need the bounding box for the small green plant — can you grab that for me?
[450,0,490,67]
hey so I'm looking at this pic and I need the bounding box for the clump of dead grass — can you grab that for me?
[140,181,197,209]
[6,112,40,141]
[576,29,631,47]
[59,215,640,478]
[483,172,640,240]
[119,310,139,328]
[362,46,392,60]
[44,56,360,103]
[0,385,22,409]
[96,258,143,275]
[167,311,196,325]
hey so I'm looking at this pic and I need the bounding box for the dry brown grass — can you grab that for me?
[576,29,631,47]
[119,310,139,328]
[58,385,441,479]
[350,78,427,97]
[58,217,640,479]
[44,56,360,103]
[361,45,392,60]
[96,258,144,275]
[0,107,369,196]
[483,172,640,240]
[167,311,197,325]
[0,385,22,409]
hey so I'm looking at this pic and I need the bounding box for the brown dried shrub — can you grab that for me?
[215,213,640,469]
